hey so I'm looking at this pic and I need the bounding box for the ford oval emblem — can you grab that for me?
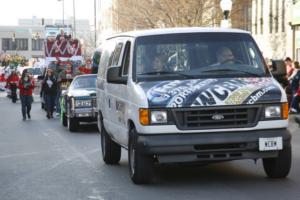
[212,114,224,120]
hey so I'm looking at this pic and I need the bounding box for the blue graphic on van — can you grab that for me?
[139,78,282,108]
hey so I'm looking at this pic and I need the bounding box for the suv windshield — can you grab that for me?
[70,76,97,90]
[134,32,267,81]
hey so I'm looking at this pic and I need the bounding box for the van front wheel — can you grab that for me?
[128,128,154,184]
[263,145,292,178]
[99,116,121,164]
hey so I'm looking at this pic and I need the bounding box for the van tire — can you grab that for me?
[62,112,67,127]
[263,145,292,178]
[68,117,79,132]
[128,128,154,184]
[99,116,121,164]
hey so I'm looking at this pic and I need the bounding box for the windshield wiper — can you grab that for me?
[138,71,194,78]
[200,69,262,77]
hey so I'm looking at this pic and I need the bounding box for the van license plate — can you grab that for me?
[259,137,283,151]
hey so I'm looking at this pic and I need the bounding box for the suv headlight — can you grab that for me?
[75,99,92,107]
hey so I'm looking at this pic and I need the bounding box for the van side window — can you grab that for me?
[111,42,123,66]
[98,40,116,79]
[122,41,131,76]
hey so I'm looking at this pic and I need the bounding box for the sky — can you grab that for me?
[0,0,95,26]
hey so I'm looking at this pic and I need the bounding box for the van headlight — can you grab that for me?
[139,109,168,125]
[151,111,167,124]
[265,105,281,119]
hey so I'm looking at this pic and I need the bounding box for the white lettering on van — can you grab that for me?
[247,86,275,104]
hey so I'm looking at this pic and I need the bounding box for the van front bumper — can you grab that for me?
[137,129,291,163]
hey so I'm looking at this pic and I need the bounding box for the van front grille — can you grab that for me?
[173,106,260,130]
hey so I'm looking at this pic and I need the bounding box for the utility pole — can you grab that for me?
[94,0,97,48]
[58,0,64,26]
[73,0,76,38]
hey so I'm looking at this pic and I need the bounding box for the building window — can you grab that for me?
[2,38,28,51]
[282,0,285,32]
[260,0,263,34]
[275,0,279,33]
[32,39,44,51]
[269,0,273,33]
[2,38,13,50]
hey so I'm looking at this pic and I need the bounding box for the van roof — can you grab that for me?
[107,27,250,39]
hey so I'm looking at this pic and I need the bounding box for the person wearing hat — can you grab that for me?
[18,69,35,121]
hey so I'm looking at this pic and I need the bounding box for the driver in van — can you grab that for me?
[216,47,235,64]
[138,53,168,74]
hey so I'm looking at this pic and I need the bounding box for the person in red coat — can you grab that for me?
[6,71,19,103]
[18,69,35,120]
[0,73,6,82]
[76,60,92,75]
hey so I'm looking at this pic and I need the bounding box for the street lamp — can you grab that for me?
[58,0,65,26]
[220,0,232,28]
[12,32,16,42]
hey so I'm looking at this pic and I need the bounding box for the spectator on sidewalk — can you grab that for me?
[289,61,300,114]
[285,57,294,78]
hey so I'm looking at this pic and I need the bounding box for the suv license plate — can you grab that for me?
[259,137,283,151]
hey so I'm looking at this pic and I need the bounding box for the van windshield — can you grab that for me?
[134,32,268,81]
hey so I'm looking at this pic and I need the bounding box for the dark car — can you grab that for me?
[61,74,97,132]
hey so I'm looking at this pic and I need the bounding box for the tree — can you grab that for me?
[112,0,251,32]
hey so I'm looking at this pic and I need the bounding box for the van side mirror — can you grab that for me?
[107,66,127,84]
[270,60,286,77]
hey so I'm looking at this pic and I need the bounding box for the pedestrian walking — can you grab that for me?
[56,62,74,117]
[18,69,35,121]
[41,69,57,119]
[6,70,19,103]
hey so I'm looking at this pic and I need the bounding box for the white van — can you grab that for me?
[96,28,291,184]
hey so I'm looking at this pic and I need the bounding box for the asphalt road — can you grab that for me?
[0,92,300,200]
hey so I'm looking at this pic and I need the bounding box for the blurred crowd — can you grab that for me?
[0,57,94,121]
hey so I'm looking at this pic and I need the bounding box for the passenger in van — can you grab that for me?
[216,47,236,64]
[138,53,168,74]
[153,53,168,72]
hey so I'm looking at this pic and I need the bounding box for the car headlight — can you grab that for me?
[151,111,167,124]
[75,99,92,107]
[265,105,281,118]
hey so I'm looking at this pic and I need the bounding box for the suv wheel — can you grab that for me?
[263,145,292,178]
[99,116,121,164]
[67,117,79,132]
[128,128,154,184]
